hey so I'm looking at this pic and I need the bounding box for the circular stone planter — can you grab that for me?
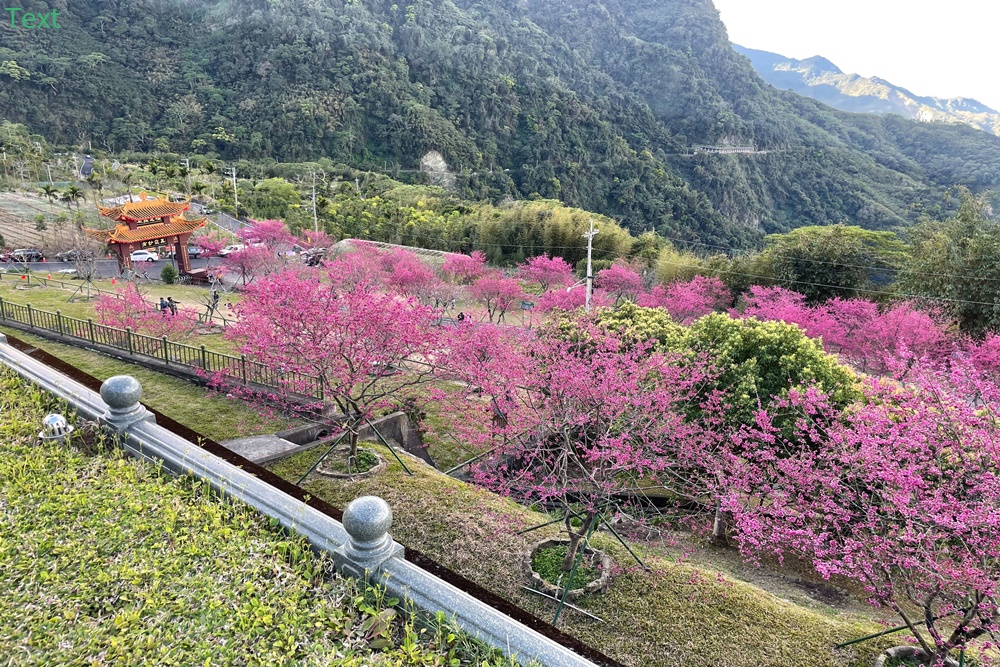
[873,646,959,667]
[523,538,614,601]
[316,446,387,480]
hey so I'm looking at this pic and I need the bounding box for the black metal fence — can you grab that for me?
[0,297,324,400]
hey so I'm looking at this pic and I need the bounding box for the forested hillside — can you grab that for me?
[2,0,1000,247]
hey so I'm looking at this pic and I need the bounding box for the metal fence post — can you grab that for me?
[27,304,34,329]
[126,327,134,356]
[240,354,247,385]
[87,318,95,343]
[0,297,5,321]
[56,310,64,336]
[162,336,170,365]
[200,345,207,371]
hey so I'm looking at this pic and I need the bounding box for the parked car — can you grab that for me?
[10,249,44,263]
[217,244,245,257]
[163,246,204,259]
[130,250,160,262]
[56,249,93,262]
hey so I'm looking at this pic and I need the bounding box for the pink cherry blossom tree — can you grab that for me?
[469,271,523,323]
[444,317,720,573]
[535,287,612,313]
[441,250,489,285]
[238,218,296,252]
[638,276,731,324]
[222,244,282,287]
[725,367,1000,666]
[518,254,575,294]
[95,284,200,342]
[378,248,441,301]
[226,270,441,463]
[597,261,644,305]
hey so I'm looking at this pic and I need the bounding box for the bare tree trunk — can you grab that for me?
[562,511,596,571]
[711,499,730,546]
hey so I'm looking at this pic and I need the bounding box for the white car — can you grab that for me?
[130,250,160,262]
[217,244,245,257]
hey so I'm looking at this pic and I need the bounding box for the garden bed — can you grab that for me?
[526,538,614,601]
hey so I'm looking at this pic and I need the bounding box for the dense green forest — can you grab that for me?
[2,0,1000,247]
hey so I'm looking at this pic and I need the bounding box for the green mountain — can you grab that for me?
[3,0,1000,248]
[735,45,1000,137]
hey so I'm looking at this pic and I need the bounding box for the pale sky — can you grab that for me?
[712,0,1000,112]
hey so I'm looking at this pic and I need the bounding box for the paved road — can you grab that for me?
[2,258,221,279]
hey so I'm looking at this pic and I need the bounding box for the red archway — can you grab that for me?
[85,193,207,274]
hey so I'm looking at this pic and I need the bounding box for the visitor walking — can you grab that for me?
[167,297,178,315]
[159,297,169,315]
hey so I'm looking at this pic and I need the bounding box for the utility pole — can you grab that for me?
[312,171,318,233]
[226,166,238,217]
[46,164,53,186]
[182,158,191,196]
[583,218,599,313]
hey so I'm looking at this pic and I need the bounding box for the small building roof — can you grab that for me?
[98,193,191,223]
[85,218,207,244]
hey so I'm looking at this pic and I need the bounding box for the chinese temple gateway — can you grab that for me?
[85,194,207,274]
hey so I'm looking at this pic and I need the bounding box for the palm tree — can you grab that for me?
[63,185,84,210]
[121,170,135,202]
[85,172,104,204]
[39,184,59,205]
[147,161,160,190]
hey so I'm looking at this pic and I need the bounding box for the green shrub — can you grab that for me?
[598,306,860,426]
[160,263,178,284]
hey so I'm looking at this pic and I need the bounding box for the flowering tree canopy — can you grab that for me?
[95,284,199,341]
[638,276,731,324]
[441,250,489,285]
[226,270,441,458]
[238,218,296,251]
[726,366,1000,665]
[597,262,644,304]
[445,317,718,571]
[517,254,575,294]
[469,272,523,323]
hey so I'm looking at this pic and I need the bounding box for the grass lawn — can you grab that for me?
[0,272,242,354]
[267,444,900,667]
[0,326,292,441]
[0,368,520,666]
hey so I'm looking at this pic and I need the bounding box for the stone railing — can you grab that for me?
[0,333,600,667]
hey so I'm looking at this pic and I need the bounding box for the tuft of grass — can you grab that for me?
[531,543,602,589]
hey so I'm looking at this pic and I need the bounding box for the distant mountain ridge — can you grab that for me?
[735,45,1000,136]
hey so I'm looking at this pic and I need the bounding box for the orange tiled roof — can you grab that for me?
[85,218,207,244]
[98,193,190,222]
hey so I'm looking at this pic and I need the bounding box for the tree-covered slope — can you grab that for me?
[3,0,1000,246]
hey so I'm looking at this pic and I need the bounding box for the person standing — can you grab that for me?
[167,297,178,315]
[159,297,169,315]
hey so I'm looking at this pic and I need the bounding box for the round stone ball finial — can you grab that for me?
[343,496,393,547]
[100,375,143,411]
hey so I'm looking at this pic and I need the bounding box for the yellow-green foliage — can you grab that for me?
[0,369,522,667]
[655,244,706,283]
[682,314,859,416]
[596,306,860,424]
